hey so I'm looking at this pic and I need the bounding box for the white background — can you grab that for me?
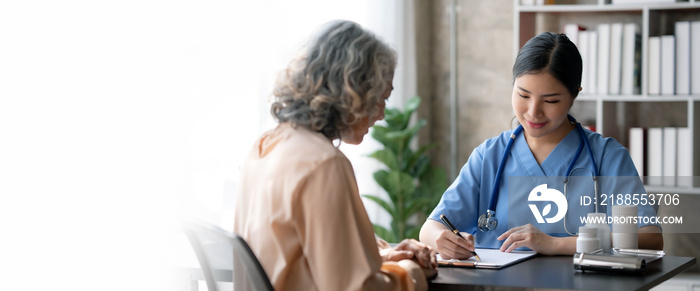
[0,1,414,290]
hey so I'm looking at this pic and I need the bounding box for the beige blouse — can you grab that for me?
[234,123,423,291]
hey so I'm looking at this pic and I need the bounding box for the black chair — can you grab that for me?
[182,220,274,291]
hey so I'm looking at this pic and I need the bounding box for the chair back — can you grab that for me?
[182,220,274,291]
[231,232,275,291]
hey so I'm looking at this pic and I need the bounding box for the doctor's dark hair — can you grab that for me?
[512,32,582,98]
[271,20,397,140]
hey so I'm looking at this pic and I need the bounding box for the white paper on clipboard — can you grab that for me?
[437,249,537,269]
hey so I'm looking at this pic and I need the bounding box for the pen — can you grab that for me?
[612,248,666,257]
[440,214,481,261]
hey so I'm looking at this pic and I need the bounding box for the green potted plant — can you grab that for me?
[362,96,448,242]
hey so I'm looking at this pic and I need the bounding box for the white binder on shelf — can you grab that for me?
[564,23,584,47]
[691,21,700,95]
[588,31,598,95]
[675,22,690,95]
[648,36,661,95]
[647,128,663,186]
[629,127,646,177]
[676,127,692,188]
[609,23,623,95]
[662,127,677,187]
[612,0,676,3]
[660,35,675,96]
[597,23,611,95]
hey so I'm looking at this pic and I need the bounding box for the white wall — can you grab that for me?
[0,1,411,290]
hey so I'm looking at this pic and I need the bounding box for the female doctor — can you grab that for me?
[419,32,663,259]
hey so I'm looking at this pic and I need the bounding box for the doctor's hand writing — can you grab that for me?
[497,224,576,255]
[419,219,477,260]
[433,229,477,260]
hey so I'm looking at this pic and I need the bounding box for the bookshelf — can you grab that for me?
[513,0,700,194]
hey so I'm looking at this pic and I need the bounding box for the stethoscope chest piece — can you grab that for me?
[478,209,498,232]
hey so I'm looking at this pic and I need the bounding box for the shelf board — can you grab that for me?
[577,95,700,102]
[518,4,642,12]
[645,186,700,195]
[517,3,700,13]
[645,2,700,10]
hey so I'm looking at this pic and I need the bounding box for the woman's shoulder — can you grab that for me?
[478,128,520,152]
[580,126,641,176]
[259,123,347,165]
[581,127,626,153]
[285,124,345,156]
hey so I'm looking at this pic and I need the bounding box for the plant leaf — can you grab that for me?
[402,198,432,221]
[387,170,417,200]
[362,194,396,217]
[419,167,448,210]
[405,144,436,171]
[420,167,448,193]
[411,155,430,177]
[386,110,408,131]
[372,224,396,243]
[369,148,399,171]
[404,119,427,141]
[405,226,421,240]
[373,170,399,206]
[384,108,401,123]
[387,119,427,154]
[371,125,401,155]
[404,96,421,115]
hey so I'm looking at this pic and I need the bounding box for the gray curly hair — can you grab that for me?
[271,20,397,140]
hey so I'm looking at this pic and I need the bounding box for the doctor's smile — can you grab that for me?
[526,120,547,129]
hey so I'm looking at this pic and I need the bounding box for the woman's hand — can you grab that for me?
[433,229,476,260]
[381,239,437,270]
[497,224,563,255]
[398,258,437,288]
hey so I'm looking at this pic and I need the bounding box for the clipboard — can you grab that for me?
[437,249,537,269]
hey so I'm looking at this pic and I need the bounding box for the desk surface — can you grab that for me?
[429,255,696,291]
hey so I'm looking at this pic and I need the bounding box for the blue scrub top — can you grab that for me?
[428,125,660,249]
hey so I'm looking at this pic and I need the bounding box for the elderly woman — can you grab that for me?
[234,20,437,291]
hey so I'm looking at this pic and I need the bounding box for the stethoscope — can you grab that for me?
[477,115,599,236]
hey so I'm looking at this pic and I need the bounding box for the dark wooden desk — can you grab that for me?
[429,255,696,291]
